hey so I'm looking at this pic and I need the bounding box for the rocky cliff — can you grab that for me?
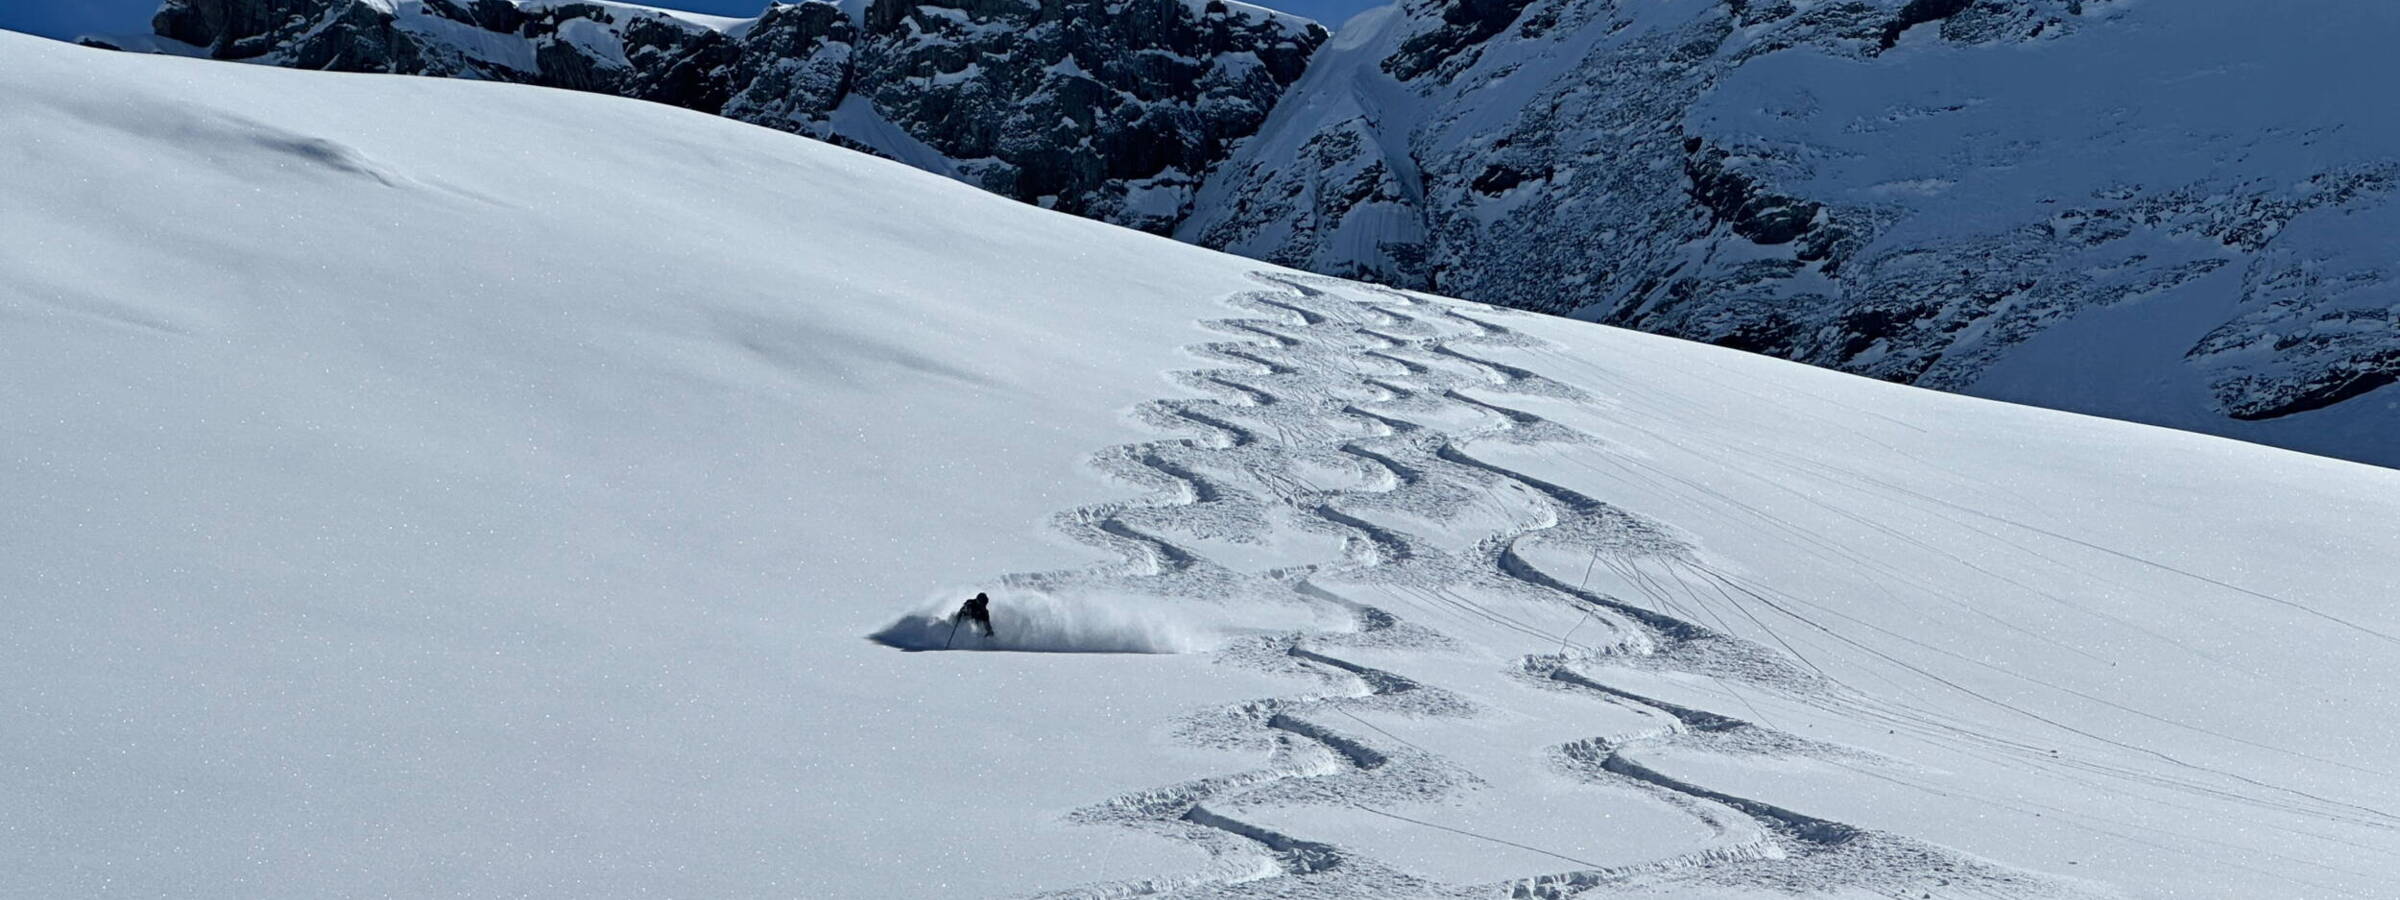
[1184,0,2400,463]
[132,0,1325,232]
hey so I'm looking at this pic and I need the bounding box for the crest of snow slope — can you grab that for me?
[7,31,2400,900]
[1183,0,2400,468]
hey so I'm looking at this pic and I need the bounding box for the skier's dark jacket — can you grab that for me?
[957,593,994,636]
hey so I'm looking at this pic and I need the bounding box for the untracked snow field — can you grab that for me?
[5,30,2400,899]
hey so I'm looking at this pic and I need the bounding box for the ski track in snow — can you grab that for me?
[961,272,2108,899]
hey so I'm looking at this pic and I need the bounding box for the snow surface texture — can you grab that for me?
[1183,0,2400,467]
[8,31,2400,899]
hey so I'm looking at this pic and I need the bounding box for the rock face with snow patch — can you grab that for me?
[141,0,1326,232]
[1182,0,2400,457]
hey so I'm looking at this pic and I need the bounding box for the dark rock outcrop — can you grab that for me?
[1184,0,2400,462]
[142,0,1326,233]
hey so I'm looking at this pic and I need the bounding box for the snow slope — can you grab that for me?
[7,31,2400,899]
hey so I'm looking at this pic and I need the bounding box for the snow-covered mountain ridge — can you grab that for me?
[114,0,1325,233]
[10,30,2400,899]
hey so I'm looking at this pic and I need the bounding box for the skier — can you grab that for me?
[955,592,996,638]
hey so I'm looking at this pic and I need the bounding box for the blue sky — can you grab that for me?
[0,0,1386,41]
[0,0,158,40]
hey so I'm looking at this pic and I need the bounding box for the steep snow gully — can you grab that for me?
[871,272,2227,897]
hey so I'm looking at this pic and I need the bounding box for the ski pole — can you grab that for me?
[1559,611,1591,654]
[944,617,963,650]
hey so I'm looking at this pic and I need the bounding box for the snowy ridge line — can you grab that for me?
[982,270,2093,897]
